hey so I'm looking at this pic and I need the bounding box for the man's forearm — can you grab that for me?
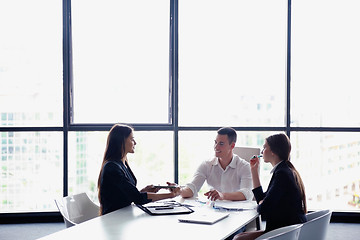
[180,187,194,198]
[222,191,246,201]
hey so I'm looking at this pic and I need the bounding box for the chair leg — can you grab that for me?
[256,217,260,230]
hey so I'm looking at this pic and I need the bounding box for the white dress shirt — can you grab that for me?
[186,154,253,200]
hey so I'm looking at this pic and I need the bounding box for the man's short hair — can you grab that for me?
[217,127,237,144]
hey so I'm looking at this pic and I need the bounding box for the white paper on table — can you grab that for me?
[213,200,257,211]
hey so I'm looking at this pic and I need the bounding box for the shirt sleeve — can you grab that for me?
[186,161,208,197]
[252,186,266,204]
[238,161,253,200]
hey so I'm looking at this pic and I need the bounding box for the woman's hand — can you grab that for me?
[250,156,261,188]
[250,156,260,173]
[140,184,159,193]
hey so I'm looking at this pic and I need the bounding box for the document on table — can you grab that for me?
[213,200,257,211]
[179,197,257,211]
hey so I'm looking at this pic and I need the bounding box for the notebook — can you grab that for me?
[178,211,229,225]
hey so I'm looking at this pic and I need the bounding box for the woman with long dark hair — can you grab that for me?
[97,124,180,215]
[233,133,307,240]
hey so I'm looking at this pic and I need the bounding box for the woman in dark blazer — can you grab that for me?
[233,133,307,240]
[97,124,180,215]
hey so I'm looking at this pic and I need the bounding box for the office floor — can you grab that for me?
[0,222,359,240]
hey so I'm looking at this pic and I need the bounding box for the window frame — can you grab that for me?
[1,0,360,223]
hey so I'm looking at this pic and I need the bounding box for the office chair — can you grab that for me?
[255,224,303,240]
[233,146,261,162]
[298,209,332,240]
[233,146,261,231]
[54,192,100,228]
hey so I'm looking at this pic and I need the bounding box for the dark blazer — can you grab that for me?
[252,160,306,232]
[99,160,151,215]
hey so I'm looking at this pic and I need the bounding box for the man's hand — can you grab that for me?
[204,189,224,201]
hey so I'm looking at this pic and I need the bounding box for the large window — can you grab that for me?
[0,132,63,212]
[1,0,360,218]
[291,0,360,127]
[179,0,287,127]
[291,0,360,212]
[71,0,171,124]
[291,132,360,212]
[0,0,63,213]
[0,0,63,127]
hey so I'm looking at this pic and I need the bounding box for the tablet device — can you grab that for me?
[178,211,229,225]
[153,185,177,189]
[137,201,193,215]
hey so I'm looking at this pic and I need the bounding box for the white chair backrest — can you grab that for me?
[233,146,260,162]
[256,224,303,240]
[55,192,100,228]
[233,146,262,197]
[298,209,332,240]
[54,197,76,228]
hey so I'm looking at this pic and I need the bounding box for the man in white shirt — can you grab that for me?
[180,127,253,201]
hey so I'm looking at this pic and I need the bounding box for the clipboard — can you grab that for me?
[137,201,194,215]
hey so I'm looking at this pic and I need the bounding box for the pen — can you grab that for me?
[155,207,174,210]
[153,185,185,189]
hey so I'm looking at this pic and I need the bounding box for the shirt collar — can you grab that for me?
[270,160,283,174]
[228,155,237,168]
[213,156,236,169]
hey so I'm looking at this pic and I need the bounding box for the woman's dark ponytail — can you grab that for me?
[97,124,133,215]
[266,133,307,213]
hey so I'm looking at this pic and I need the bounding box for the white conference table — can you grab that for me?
[39,199,259,240]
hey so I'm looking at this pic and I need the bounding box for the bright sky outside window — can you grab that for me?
[178,0,287,127]
[0,0,62,127]
[71,0,170,124]
[291,0,360,127]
